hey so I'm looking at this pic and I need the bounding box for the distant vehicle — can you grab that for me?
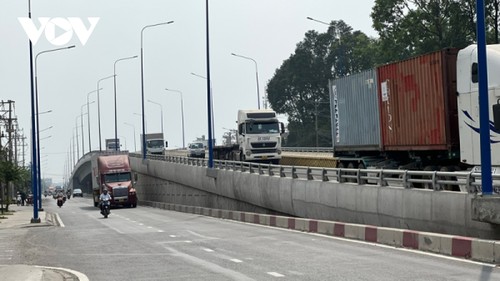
[212,109,285,164]
[105,138,120,151]
[141,133,167,155]
[188,142,205,158]
[91,153,137,208]
[73,189,83,197]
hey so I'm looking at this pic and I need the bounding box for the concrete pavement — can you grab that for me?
[0,203,88,281]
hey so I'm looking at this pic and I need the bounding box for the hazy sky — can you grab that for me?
[0,0,377,183]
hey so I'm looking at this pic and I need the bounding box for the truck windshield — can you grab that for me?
[104,172,131,183]
[147,140,164,148]
[245,122,280,134]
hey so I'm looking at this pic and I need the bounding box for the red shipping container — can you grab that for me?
[377,48,459,151]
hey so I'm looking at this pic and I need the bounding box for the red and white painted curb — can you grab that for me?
[144,201,500,264]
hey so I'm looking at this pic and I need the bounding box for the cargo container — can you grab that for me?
[330,68,381,152]
[377,48,460,152]
[329,48,462,170]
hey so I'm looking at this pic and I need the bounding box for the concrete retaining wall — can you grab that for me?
[130,157,500,239]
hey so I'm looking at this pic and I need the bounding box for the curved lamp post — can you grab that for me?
[147,99,164,136]
[140,20,174,159]
[165,88,185,149]
[96,75,115,151]
[124,122,137,152]
[230,53,261,109]
[114,55,138,151]
[86,88,102,152]
[34,44,75,213]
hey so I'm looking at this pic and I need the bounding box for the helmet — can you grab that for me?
[103,189,108,193]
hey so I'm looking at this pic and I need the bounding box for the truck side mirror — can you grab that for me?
[280,122,285,134]
[134,173,138,182]
[165,141,168,148]
[494,102,500,131]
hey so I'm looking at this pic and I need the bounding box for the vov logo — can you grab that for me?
[18,17,100,46]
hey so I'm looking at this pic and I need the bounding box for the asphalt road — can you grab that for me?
[7,197,500,281]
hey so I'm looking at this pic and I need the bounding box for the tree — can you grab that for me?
[370,0,496,62]
[0,158,30,213]
[267,21,379,147]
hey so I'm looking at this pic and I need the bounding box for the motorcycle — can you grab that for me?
[101,199,110,218]
[57,196,64,208]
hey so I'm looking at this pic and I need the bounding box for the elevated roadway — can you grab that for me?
[68,150,500,240]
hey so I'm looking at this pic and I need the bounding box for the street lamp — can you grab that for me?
[307,16,342,76]
[86,88,102,152]
[97,75,115,151]
[147,99,164,136]
[140,20,174,159]
[34,44,75,214]
[231,53,261,109]
[190,72,215,141]
[133,112,146,132]
[81,101,95,155]
[114,55,138,151]
[119,135,127,150]
[165,88,185,149]
[124,122,137,152]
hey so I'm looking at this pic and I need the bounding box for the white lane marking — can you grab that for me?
[227,219,499,268]
[138,223,144,226]
[267,272,285,277]
[230,259,243,263]
[184,240,192,243]
[55,213,65,228]
[170,235,177,238]
[131,221,137,223]
[203,248,214,252]
[163,246,256,281]
[157,230,164,233]
[147,226,153,229]
[186,230,218,240]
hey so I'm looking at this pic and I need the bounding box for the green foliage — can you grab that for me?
[267,21,379,147]
[267,1,500,147]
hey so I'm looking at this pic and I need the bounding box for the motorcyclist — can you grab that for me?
[56,190,65,207]
[99,189,112,214]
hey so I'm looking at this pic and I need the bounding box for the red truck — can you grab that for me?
[92,153,137,208]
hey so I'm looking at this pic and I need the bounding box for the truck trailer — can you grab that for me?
[105,138,120,151]
[329,44,500,176]
[91,152,137,208]
[212,109,285,164]
[141,133,167,155]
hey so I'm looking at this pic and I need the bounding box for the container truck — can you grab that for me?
[91,152,137,208]
[141,133,167,155]
[105,138,120,151]
[212,109,285,164]
[329,44,500,177]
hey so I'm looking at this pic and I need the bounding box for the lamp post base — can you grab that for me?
[30,218,41,223]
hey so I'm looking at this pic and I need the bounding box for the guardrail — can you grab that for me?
[282,147,334,153]
[130,153,499,194]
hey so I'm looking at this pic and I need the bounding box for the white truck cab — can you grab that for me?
[237,109,285,163]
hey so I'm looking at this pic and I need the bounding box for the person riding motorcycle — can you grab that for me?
[99,188,112,214]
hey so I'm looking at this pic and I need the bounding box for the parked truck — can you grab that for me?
[329,44,500,178]
[141,133,167,155]
[91,152,137,208]
[212,109,285,164]
[105,138,120,151]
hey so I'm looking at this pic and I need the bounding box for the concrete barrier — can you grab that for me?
[139,200,500,264]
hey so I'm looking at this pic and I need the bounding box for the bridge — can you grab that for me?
[68,150,500,240]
